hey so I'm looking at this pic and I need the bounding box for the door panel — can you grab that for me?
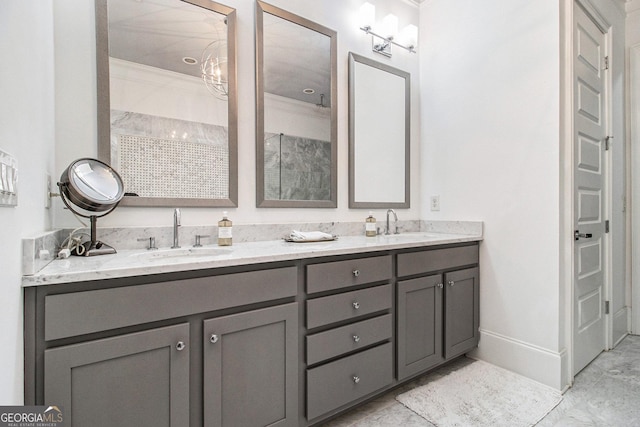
[44,323,190,427]
[573,2,607,375]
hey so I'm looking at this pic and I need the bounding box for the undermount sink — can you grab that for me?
[131,247,232,261]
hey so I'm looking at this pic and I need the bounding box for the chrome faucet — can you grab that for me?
[385,209,399,235]
[171,208,181,248]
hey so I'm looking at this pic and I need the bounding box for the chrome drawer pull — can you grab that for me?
[353,335,361,343]
[352,269,360,277]
[210,334,219,344]
[176,341,186,351]
[352,376,360,384]
[352,301,360,310]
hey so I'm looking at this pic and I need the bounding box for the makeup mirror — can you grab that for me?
[58,158,124,256]
[256,1,337,208]
[95,0,238,207]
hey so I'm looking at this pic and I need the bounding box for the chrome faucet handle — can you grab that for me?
[194,235,210,247]
[137,237,157,250]
[171,208,182,248]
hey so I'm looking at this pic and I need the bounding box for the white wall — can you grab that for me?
[0,1,55,404]
[53,0,422,229]
[420,0,563,388]
[420,0,627,390]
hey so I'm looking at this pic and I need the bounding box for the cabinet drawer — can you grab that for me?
[306,342,393,420]
[306,255,392,294]
[306,314,392,365]
[45,266,297,341]
[306,284,392,329]
[397,244,478,277]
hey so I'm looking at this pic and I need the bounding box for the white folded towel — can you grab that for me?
[289,230,334,242]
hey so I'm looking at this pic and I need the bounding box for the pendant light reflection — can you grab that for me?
[201,39,229,100]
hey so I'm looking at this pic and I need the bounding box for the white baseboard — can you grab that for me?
[612,306,629,347]
[468,329,569,391]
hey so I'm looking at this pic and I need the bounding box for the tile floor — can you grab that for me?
[322,334,640,426]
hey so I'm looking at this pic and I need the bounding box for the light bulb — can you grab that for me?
[359,2,375,30]
[401,24,418,48]
[382,14,398,39]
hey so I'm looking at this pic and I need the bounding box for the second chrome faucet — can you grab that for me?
[172,208,181,248]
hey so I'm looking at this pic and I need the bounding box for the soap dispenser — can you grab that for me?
[218,211,232,246]
[365,211,376,237]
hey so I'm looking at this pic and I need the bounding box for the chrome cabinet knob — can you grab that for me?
[352,269,360,277]
[437,283,444,289]
[352,301,360,310]
[353,335,361,343]
[176,341,186,351]
[448,280,455,286]
[210,334,219,344]
[352,376,360,384]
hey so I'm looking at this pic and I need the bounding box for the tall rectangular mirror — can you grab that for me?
[349,52,410,208]
[96,0,238,207]
[256,1,337,208]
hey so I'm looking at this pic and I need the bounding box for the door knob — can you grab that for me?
[574,230,593,241]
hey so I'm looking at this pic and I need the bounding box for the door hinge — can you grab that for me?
[605,220,610,233]
[605,136,613,150]
[605,301,610,315]
[604,56,609,70]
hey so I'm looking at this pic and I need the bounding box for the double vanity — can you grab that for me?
[23,226,481,426]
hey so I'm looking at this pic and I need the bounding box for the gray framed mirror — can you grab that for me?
[256,1,337,208]
[96,0,238,207]
[349,52,410,209]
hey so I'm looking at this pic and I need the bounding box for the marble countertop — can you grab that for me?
[22,231,482,287]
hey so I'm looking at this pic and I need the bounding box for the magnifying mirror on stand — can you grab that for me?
[57,158,125,256]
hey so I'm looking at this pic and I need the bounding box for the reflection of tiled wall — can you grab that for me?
[264,133,331,201]
[119,135,228,199]
[111,110,229,199]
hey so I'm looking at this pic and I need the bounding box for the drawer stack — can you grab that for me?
[305,255,394,421]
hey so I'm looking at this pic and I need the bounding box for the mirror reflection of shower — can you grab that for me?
[264,133,284,199]
[263,132,331,201]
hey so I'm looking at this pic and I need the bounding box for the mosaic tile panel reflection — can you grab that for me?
[119,135,228,199]
[264,133,331,201]
[111,111,229,199]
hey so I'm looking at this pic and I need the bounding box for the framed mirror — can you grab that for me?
[96,0,238,207]
[256,1,337,208]
[349,52,410,209]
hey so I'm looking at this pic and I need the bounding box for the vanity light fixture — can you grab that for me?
[358,2,417,57]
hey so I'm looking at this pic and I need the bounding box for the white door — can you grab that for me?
[573,2,608,375]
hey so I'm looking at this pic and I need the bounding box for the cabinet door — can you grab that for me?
[444,267,480,359]
[397,274,444,380]
[44,323,190,427]
[203,303,298,427]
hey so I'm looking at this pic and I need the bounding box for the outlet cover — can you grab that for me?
[430,195,440,211]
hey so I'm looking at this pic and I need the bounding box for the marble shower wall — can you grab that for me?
[264,133,331,201]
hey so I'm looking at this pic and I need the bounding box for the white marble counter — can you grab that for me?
[22,231,482,287]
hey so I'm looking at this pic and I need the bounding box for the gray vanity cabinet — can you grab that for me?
[444,267,480,359]
[396,245,480,381]
[26,266,299,427]
[397,275,444,380]
[203,303,298,427]
[44,323,190,427]
[304,256,394,422]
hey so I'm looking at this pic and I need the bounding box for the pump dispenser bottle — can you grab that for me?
[218,211,232,246]
[365,211,376,237]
